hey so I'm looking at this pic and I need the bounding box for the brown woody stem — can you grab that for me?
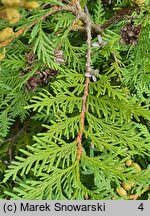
[76,4,91,161]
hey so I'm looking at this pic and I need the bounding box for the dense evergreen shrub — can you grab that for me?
[0,0,150,199]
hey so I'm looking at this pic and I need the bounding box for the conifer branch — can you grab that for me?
[76,4,91,161]
[74,0,82,11]
[0,27,25,48]
[129,185,150,200]
[70,3,102,34]
[0,2,102,49]
[101,4,140,30]
[0,6,66,48]
[3,116,31,163]
[0,0,149,200]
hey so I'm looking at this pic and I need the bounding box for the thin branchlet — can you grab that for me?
[76,4,91,161]
[0,1,140,48]
[0,3,102,48]
[0,6,67,48]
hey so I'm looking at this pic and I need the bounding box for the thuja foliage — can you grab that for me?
[0,0,150,200]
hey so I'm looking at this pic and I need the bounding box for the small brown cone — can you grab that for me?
[121,22,141,46]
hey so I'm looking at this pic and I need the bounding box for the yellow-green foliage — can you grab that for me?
[0,0,150,200]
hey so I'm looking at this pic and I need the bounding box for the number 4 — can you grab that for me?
[138,203,144,211]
